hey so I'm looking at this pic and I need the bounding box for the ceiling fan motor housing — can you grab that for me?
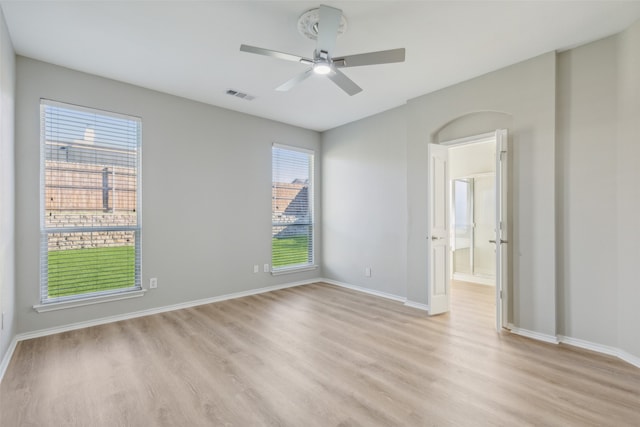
[312,50,332,74]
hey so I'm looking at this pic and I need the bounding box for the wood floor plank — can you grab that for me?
[1,281,639,426]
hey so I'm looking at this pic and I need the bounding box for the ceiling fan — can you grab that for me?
[240,4,405,96]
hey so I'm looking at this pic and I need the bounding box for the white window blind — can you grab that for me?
[272,144,314,271]
[40,100,142,303]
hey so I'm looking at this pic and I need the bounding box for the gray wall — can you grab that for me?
[616,19,640,358]
[556,20,640,358]
[15,57,321,334]
[322,107,407,296]
[556,36,619,346]
[322,19,640,362]
[406,53,558,335]
[321,51,560,337]
[0,8,15,365]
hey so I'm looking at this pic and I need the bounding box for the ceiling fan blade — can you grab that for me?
[334,48,406,68]
[276,69,314,92]
[328,69,362,96]
[316,5,342,56]
[240,44,313,64]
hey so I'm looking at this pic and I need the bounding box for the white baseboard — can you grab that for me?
[321,278,406,303]
[509,328,640,369]
[0,336,18,384]
[618,350,640,369]
[16,279,318,342]
[321,278,429,312]
[557,335,619,357]
[509,325,559,344]
[404,300,429,311]
[558,335,640,369]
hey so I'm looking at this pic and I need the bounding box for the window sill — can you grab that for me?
[33,289,147,313]
[271,265,318,276]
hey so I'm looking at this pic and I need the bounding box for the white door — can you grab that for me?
[495,129,509,331]
[427,143,450,315]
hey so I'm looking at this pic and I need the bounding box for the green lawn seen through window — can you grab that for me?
[47,246,136,298]
[47,236,307,299]
[272,235,310,268]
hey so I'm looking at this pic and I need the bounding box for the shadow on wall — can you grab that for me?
[433,111,513,143]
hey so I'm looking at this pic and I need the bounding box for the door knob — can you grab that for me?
[490,239,508,244]
[431,236,443,241]
[489,239,496,243]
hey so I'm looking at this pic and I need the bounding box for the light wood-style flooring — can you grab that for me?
[1,281,639,426]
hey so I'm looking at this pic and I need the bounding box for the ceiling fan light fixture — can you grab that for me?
[313,62,332,75]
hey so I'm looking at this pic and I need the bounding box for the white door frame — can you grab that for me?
[431,130,509,330]
[494,129,509,330]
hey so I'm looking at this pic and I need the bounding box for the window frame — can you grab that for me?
[271,143,316,274]
[37,99,144,309]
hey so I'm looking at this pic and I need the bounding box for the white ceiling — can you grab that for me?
[2,1,640,131]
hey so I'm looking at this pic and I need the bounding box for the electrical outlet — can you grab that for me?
[149,278,158,289]
[253,264,259,273]
[365,267,372,277]
[263,263,270,273]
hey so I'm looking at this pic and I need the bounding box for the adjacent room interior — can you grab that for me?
[1,1,640,425]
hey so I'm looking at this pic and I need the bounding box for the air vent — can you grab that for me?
[226,89,255,101]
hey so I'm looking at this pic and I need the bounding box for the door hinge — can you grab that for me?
[500,150,507,160]
[499,290,503,299]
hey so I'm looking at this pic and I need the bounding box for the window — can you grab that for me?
[272,144,314,272]
[40,100,141,304]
